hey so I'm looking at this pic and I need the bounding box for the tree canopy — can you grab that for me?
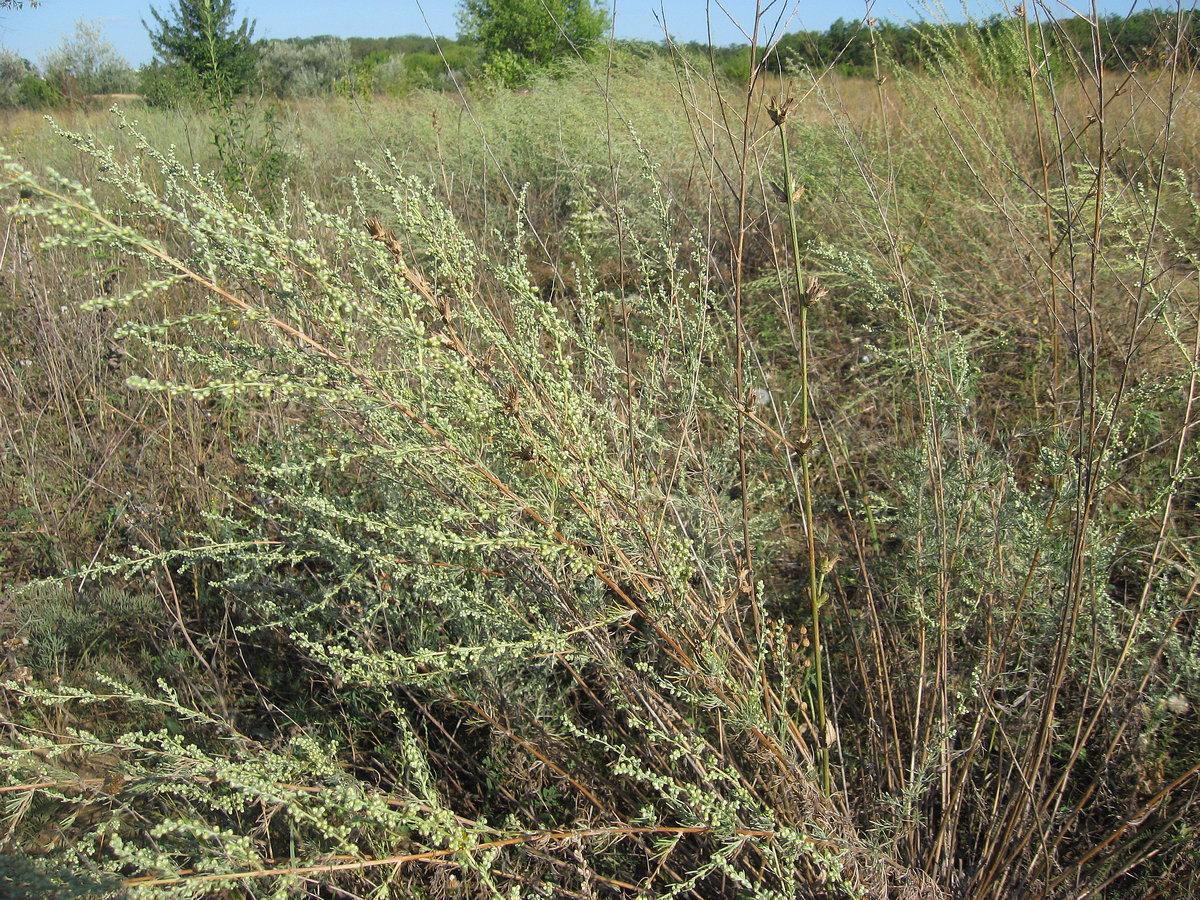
[144,0,256,101]
[41,19,136,98]
[456,0,609,69]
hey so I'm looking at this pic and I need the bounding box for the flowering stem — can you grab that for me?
[774,103,830,795]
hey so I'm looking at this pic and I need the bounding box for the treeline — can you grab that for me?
[802,7,1190,76]
[1,7,1194,110]
[243,35,480,100]
[0,26,483,110]
[696,7,1197,80]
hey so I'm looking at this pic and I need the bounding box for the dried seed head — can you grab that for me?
[1167,694,1190,715]
[770,179,806,205]
[103,772,126,796]
[803,276,828,308]
[503,383,522,414]
[790,430,814,455]
[768,92,797,127]
[365,217,404,261]
[737,567,754,596]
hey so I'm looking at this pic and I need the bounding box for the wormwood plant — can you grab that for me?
[647,3,1200,896]
[0,115,927,896]
[778,5,1200,897]
[3,5,1198,897]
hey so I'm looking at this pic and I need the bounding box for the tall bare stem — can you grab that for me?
[770,94,831,794]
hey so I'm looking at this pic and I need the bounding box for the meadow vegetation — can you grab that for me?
[0,5,1198,898]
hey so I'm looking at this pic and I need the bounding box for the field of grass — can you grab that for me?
[1,10,1198,899]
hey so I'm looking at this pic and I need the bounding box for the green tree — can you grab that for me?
[457,0,608,78]
[143,0,256,103]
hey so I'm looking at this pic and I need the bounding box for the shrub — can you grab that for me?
[137,59,203,108]
[0,48,56,108]
[16,73,62,108]
[39,19,137,102]
[368,52,413,94]
[0,48,30,107]
[0,113,895,897]
[255,37,351,97]
[395,50,466,91]
[1,4,1198,897]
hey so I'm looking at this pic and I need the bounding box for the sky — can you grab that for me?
[0,1,1159,68]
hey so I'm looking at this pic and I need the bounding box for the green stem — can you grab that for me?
[778,123,830,795]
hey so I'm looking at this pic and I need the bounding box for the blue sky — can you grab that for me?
[0,1,1158,68]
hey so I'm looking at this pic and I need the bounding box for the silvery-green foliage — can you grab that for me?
[255,37,351,98]
[39,19,137,97]
[0,118,883,896]
[807,211,1200,888]
[2,677,485,899]
[369,52,412,94]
